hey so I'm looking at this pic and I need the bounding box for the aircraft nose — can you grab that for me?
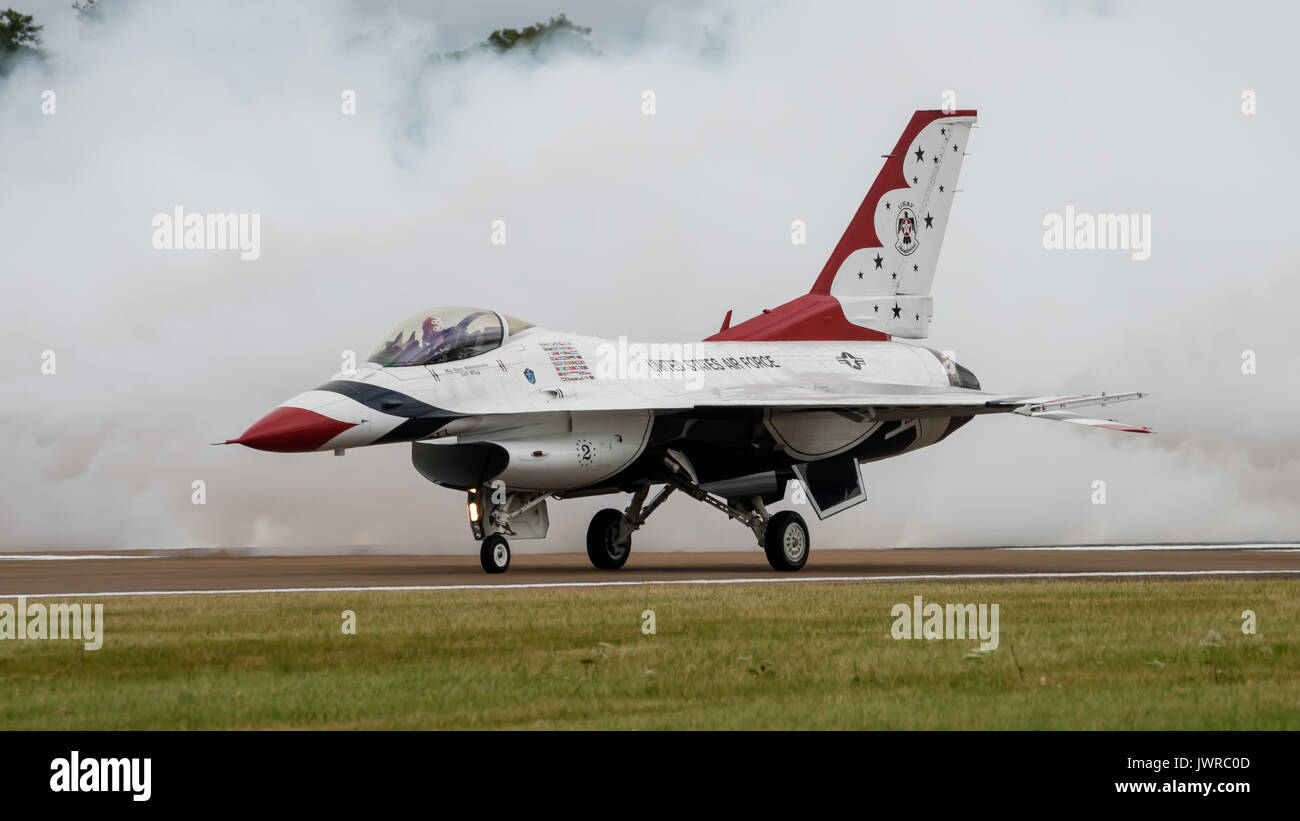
[227,405,359,453]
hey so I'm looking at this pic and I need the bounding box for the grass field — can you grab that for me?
[1,579,1296,729]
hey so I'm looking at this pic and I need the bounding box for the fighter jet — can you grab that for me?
[226,109,1150,574]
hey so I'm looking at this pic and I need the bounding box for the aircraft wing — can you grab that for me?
[534,382,1152,433]
[691,387,1154,433]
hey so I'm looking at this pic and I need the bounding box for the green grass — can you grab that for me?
[1,579,1296,729]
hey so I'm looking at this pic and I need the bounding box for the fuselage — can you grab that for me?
[231,318,982,499]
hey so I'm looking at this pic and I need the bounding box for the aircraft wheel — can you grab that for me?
[764,511,809,571]
[586,508,632,570]
[480,534,511,574]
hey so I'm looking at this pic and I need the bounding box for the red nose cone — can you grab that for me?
[227,407,357,453]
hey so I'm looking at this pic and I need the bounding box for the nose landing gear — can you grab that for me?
[480,533,511,573]
[469,486,548,575]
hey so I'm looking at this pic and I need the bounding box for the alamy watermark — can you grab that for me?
[151,205,261,261]
[1042,206,1151,261]
[891,595,999,651]
[50,751,150,801]
[0,596,103,650]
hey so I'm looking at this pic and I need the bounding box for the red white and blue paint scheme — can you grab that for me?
[227,109,1150,574]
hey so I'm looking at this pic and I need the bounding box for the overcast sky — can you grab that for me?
[2,0,1297,553]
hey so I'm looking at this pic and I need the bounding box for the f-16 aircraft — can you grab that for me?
[226,109,1150,574]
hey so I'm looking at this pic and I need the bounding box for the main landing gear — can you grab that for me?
[579,455,811,572]
[583,476,679,570]
[586,509,631,569]
[763,510,809,571]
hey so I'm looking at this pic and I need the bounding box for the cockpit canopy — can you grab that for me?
[366,306,533,367]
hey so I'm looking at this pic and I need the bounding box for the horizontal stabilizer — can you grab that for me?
[1016,410,1153,434]
[1009,392,1152,433]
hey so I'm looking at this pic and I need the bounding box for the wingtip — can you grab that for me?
[1099,423,1154,434]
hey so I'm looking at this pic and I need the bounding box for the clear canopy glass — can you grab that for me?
[366,307,531,367]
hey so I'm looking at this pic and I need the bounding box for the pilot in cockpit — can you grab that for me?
[366,306,527,368]
[420,315,444,348]
[422,313,479,361]
[374,329,405,362]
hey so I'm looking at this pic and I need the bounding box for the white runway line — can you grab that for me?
[2,568,1298,600]
[0,554,154,561]
[1002,543,1300,552]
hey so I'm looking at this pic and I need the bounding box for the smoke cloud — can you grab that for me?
[2,0,1297,552]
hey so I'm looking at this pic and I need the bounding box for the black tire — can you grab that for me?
[480,534,511,574]
[764,511,809,571]
[586,508,632,570]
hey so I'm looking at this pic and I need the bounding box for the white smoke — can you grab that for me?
[1,0,1297,552]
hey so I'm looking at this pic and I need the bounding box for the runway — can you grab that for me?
[2,545,1299,598]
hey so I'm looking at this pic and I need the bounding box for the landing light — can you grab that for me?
[468,501,480,523]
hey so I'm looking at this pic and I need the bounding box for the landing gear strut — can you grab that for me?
[656,454,811,572]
